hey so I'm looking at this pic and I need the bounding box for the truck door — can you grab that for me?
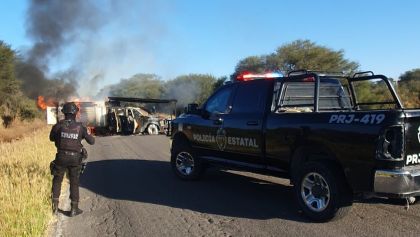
[221,80,271,165]
[265,79,317,170]
[190,84,236,158]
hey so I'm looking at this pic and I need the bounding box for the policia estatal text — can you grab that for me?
[49,102,95,216]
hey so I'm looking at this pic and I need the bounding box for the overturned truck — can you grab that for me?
[46,97,177,135]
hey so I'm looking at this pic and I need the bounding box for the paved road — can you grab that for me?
[51,135,420,237]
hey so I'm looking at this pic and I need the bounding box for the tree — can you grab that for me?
[101,74,165,99]
[0,41,39,126]
[269,40,359,73]
[0,41,20,95]
[0,41,21,126]
[235,40,359,75]
[212,76,228,92]
[399,69,420,82]
[397,68,420,108]
[234,56,267,74]
[164,74,216,107]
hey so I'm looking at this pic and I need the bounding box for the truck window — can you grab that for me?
[275,79,352,112]
[278,82,315,112]
[205,86,234,114]
[319,82,352,110]
[231,81,266,114]
[352,80,396,110]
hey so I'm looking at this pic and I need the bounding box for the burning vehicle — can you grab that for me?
[43,97,177,135]
[107,97,177,135]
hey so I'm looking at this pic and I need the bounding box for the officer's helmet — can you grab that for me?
[61,102,79,115]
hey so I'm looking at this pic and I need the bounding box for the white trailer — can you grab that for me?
[46,101,107,127]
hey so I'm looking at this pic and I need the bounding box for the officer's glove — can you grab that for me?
[81,148,88,161]
[80,162,87,174]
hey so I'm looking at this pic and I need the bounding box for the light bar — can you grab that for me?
[237,71,283,81]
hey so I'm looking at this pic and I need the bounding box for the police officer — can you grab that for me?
[49,102,95,216]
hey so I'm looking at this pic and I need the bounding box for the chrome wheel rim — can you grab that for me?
[301,172,330,212]
[175,152,195,176]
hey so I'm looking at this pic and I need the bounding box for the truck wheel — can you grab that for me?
[295,162,352,222]
[171,139,203,180]
[147,124,159,135]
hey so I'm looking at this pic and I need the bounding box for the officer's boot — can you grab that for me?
[70,202,83,217]
[52,198,59,215]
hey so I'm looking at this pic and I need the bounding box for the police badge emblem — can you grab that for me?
[216,127,227,151]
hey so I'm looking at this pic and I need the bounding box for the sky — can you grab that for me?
[1,0,420,90]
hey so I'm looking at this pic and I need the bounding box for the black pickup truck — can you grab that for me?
[169,70,420,221]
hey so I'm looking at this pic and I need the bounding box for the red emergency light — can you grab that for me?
[236,71,283,81]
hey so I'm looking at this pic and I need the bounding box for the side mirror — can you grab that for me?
[185,103,199,114]
[201,109,210,119]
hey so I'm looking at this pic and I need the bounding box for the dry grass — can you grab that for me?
[0,119,47,143]
[0,126,56,237]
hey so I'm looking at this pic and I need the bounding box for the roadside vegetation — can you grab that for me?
[0,41,41,128]
[0,119,46,142]
[0,126,55,237]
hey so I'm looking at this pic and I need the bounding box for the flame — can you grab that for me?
[74,99,81,120]
[68,96,93,102]
[37,96,55,110]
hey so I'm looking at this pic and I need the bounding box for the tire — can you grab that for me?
[171,138,204,180]
[147,124,159,135]
[295,161,353,222]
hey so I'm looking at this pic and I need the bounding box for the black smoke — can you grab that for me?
[18,0,104,101]
[26,0,102,67]
[19,0,172,102]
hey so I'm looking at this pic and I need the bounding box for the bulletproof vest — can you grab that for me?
[57,120,83,152]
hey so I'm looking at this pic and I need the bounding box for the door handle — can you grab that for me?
[246,121,259,126]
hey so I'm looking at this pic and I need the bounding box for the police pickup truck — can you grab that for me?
[169,70,420,221]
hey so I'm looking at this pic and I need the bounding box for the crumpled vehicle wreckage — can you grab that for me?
[46,97,177,136]
[107,97,177,135]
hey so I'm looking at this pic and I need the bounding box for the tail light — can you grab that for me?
[376,125,404,161]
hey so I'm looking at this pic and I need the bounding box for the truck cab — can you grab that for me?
[170,71,420,222]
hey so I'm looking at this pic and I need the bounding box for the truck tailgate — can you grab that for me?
[404,109,420,166]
